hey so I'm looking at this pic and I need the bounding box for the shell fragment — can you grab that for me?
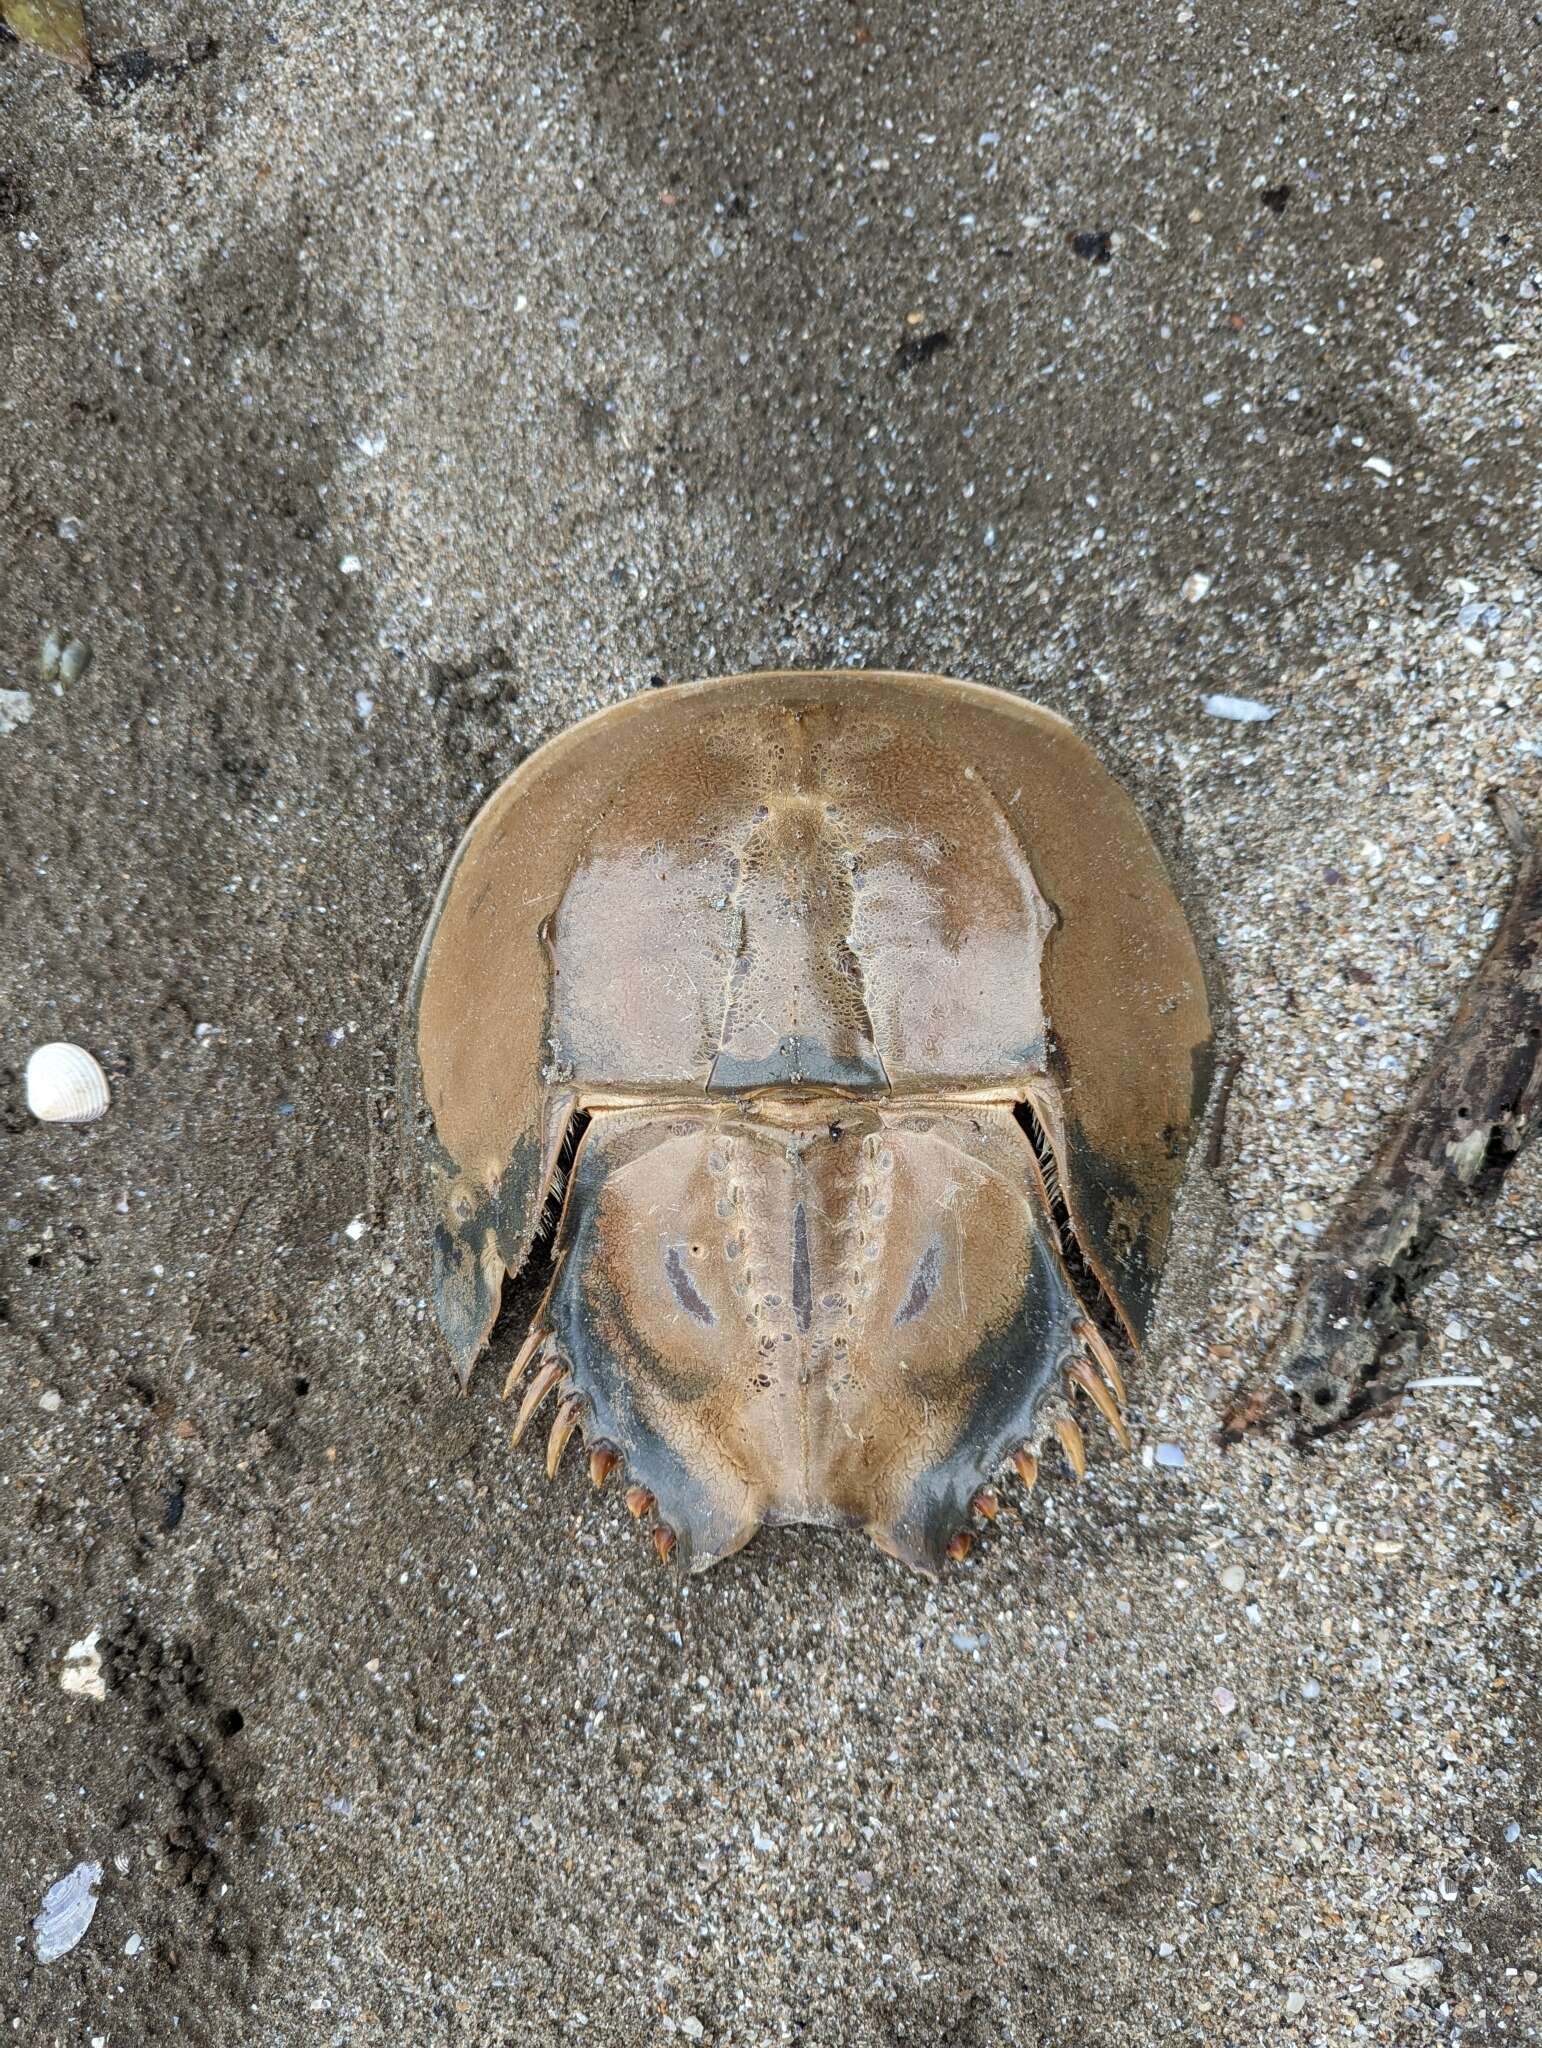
[33,1862,103,1964]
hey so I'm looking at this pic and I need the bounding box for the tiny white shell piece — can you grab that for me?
[25,1043,111,1124]
[61,1628,107,1702]
[1202,692,1278,724]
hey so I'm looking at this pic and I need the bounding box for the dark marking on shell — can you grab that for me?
[895,1239,942,1326]
[791,1201,813,1334]
[664,1245,715,1325]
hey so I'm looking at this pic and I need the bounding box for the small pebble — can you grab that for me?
[59,638,92,684]
[39,1388,62,1413]
[1213,1686,1237,1715]
[1154,1442,1186,1469]
[339,554,364,576]
[1182,570,1213,602]
[1301,1678,1321,1701]
[1284,1991,1306,2016]
[0,688,34,737]
[1218,1564,1246,1594]
[344,1217,369,1242]
[1363,455,1395,478]
[124,1933,143,1957]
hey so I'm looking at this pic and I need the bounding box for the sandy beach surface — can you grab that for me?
[3,4,1539,2042]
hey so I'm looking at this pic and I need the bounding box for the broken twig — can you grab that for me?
[1222,790,1541,1443]
[1206,1051,1244,1173]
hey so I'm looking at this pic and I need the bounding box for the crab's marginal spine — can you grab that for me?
[501,1322,554,1401]
[588,1444,620,1489]
[1075,1316,1129,1411]
[546,1396,582,1478]
[1053,1414,1088,1481]
[510,1353,563,1445]
[1067,1358,1133,1452]
[1012,1446,1039,1491]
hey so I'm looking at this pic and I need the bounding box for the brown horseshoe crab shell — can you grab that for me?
[405,670,1211,1572]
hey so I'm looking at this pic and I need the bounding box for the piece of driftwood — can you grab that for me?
[1223,790,1541,1444]
[1205,1051,1244,1173]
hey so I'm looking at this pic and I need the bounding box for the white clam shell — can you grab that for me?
[25,1042,111,1124]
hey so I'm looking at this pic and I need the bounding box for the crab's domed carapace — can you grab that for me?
[405,671,1211,1571]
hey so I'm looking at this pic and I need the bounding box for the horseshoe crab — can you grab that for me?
[405,670,1211,1572]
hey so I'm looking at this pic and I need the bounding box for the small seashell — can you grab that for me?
[1384,1957,1441,1990]
[25,1043,111,1124]
[33,1861,103,1964]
